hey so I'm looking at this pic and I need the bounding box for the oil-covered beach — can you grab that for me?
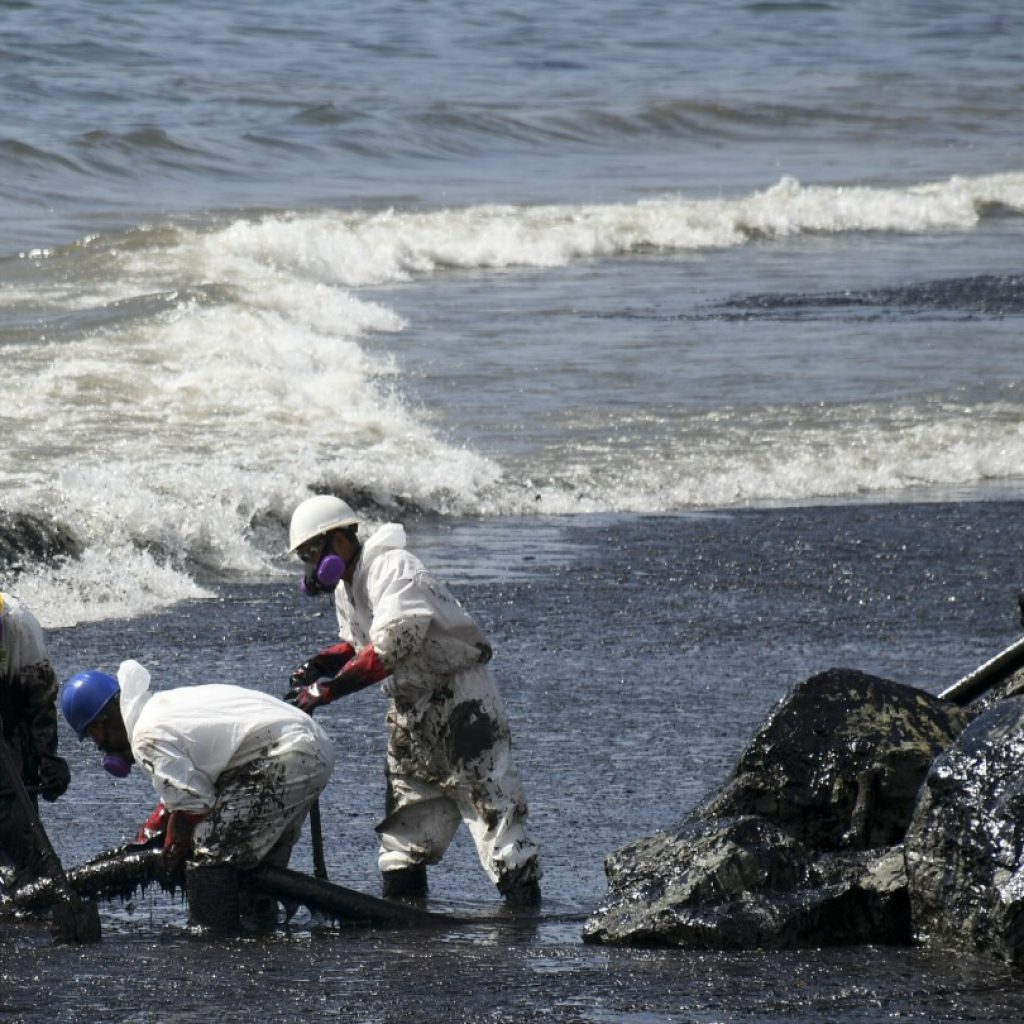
[5,503,1024,1021]
[3,0,1024,1020]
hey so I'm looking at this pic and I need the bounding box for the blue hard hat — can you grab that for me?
[61,670,120,740]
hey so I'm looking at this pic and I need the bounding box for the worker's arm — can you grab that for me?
[288,643,392,712]
[20,659,71,802]
[287,555,446,713]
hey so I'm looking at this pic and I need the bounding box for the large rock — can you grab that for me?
[583,669,969,949]
[698,669,971,850]
[905,696,1024,964]
[582,815,910,949]
[0,511,81,570]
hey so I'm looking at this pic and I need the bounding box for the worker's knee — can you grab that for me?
[376,792,461,866]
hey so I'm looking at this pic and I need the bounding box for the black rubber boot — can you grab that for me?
[239,888,280,932]
[497,863,541,908]
[381,864,428,900]
[185,864,241,933]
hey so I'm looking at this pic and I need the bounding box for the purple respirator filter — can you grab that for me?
[316,554,346,587]
[102,754,132,778]
[301,554,346,595]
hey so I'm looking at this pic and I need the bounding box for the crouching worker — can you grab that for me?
[60,660,335,931]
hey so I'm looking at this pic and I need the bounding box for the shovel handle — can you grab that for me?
[939,634,1024,707]
[309,799,328,880]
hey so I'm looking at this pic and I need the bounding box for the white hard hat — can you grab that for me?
[288,495,360,552]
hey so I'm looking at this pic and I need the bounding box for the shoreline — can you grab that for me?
[5,498,1024,1021]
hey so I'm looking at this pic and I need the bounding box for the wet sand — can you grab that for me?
[4,502,1024,1022]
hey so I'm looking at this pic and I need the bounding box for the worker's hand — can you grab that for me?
[38,754,71,802]
[284,644,391,713]
[288,643,392,712]
[287,642,357,695]
[160,810,206,881]
[288,682,328,714]
[132,802,170,847]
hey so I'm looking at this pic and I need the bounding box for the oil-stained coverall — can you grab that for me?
[117,660,335,869]
[0,593,70,889]
[331,524,540,892]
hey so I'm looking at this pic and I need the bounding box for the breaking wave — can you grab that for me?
[4,171,1024,625]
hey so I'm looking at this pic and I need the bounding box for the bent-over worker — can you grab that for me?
[285,494,541,906]
[0,592,71,891]
[61,659,335,920]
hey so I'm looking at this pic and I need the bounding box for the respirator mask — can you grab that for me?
[301,536,346,596]
[103,754,132,778]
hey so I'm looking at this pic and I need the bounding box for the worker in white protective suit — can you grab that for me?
[61,659,335,926]
[284,494,541,906]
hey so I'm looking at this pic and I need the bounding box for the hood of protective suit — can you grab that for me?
[116,659,155,740]
[361,522,407,563]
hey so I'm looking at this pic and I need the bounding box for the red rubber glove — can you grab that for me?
[132,802,170,846]
[162,810,206,866]
[284,643,356,703]
[294,643,391,712]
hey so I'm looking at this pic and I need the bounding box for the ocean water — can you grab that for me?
[3,1,1024,1020]
[3,0,1023,625]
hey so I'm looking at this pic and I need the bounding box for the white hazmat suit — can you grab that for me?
[117,660,335,869]
[333,524,541,890]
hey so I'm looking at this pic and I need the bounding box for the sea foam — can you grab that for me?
[4,171,1024,624]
